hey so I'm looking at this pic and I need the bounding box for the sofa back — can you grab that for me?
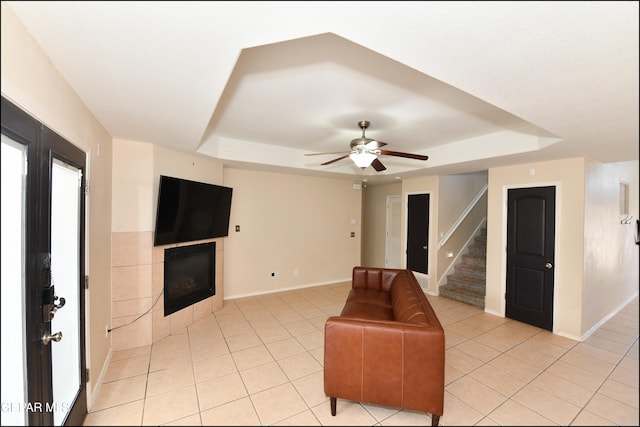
[352,266,402,292]
[352,266,437,326]
[390,273,429,323]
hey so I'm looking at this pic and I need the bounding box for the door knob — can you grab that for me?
[545,262,553,269]
[42,331,63,345]
[422,246,428,250]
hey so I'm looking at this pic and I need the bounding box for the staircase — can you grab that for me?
[439,227,486,308]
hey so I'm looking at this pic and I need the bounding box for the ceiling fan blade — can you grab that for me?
[305,151,350,156]
[371,158,386,172]
[379,149,429,161]
[364,140,388,149]
[321,155,349,166]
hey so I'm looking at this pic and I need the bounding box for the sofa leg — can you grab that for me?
[431,414,440,426]
[330,397,336,416]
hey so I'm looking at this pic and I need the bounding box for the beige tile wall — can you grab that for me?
[111,232,224,350]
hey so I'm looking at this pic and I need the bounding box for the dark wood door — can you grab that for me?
[406,193,430,274]
[506,186,556,331]
[1,96,87,426]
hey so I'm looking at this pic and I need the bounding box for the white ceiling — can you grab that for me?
[6,1,639,184]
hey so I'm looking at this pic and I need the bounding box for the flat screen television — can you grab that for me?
[154,175,233,246]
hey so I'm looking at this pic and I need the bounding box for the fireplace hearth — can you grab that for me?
[164,242,215,316]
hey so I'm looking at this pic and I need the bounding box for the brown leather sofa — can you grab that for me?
[324,266,445,426]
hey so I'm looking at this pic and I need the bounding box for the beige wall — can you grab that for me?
[222,168,362,298]
[1,3,114,405]
[486,157,639,340]
[361,182,402,267]
[112,140,225,232]
[583,160,639,335]
[112,140,154,232]
[437,171,488,235]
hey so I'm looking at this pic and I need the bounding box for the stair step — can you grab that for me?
[455,263,486,279]
[467,244,486,257]
[461,254,486,267]
[446,273,486,293]
[440,226,487,309]
[439,284,485,308]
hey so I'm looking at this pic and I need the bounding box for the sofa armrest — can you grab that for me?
[324,316,445,415]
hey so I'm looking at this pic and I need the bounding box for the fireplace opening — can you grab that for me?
[164,242,215,316]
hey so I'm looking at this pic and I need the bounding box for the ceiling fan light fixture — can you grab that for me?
[349,151,377,168]
[306,120,427,172]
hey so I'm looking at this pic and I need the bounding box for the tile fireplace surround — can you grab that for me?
[111,232,224,351]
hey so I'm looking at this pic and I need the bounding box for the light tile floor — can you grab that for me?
[84,282,639,426]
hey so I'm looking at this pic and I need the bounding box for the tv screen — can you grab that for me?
[154,175,233,246]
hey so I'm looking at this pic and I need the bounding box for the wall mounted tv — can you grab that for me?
[154,175,233,246]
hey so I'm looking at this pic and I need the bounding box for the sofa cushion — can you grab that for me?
[340,301,394,321]
[346,288,392,308]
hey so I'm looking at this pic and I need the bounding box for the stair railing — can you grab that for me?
[437,218,487,288]
[438,184,487,249]
[436,184,488,289]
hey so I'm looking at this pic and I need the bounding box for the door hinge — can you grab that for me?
[86,368,90,382]
[85,275,89,290]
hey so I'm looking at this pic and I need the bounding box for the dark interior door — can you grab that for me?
[1,96,87,426]
[406,193,430,274]
[506,186,556,331]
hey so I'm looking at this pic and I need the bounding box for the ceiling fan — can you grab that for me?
[305,120,429,171]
